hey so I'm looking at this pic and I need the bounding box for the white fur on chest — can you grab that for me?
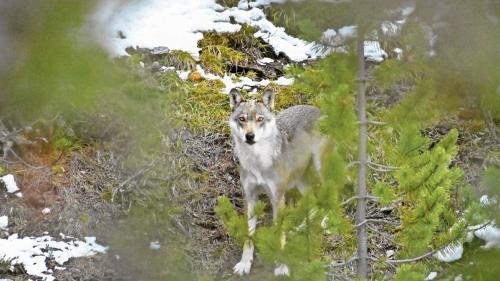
[235,138,280,185]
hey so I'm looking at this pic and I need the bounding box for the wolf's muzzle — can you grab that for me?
[245,133,255,144]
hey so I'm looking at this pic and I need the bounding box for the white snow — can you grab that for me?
[1,174,19,193]
[0,215,7,230]
[149,241,161,250]
[245,0,287,8]
[175,64,293,93]
[338,25,357,38]
[471,223,500,249]
[434,243,463,262]
[364,41,388,62]
[322,28,337,39]
[381,21,399,36]
[0,234,108,281]
[480,195,497,207]
[257,57,275,64]
[95,0,227,57]
[393,48,403,60]
[95,0,324,62]
[425,272,438,281]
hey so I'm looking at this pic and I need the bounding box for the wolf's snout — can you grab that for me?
[245,133,255,144]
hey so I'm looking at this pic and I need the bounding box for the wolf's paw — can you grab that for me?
[274,264,290,277]
[233,260,252,276]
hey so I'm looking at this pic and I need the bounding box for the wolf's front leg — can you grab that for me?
[233,188,257,276]
[271,191,290,277]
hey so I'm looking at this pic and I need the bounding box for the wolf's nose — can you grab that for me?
[245,133,255,142]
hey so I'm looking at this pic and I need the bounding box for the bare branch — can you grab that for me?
[366,224,398,245]
[355,219,399,228]
[347,161,360,169]
[387,248,438,264]
[111,162,154,202]
[367,161,399,172]
[329,256,358,268]
[342,195,378,206]
[468,221,493,231]
[358,120,387,126]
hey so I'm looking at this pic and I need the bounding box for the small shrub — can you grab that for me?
[164,50,196,71]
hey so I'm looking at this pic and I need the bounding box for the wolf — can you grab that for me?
[228,88,324,276]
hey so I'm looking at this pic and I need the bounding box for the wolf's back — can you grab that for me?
[276,105,321,142]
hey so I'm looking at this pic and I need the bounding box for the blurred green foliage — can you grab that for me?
[0,1,170,157]
[264,0,353,41]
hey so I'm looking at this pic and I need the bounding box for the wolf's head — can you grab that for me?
[228,88,276,145]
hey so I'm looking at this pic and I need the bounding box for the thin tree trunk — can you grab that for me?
[355,38,368,279]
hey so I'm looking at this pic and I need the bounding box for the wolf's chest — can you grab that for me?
[237,143,277,170]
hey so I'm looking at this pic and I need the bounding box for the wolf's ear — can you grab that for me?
[229,88,243,111]
[261,89,275,111]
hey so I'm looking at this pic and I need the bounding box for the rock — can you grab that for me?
[151,46,169,55]
[425,272,438,280]
[151,61,161,72]
[386,249,395,258]
[188,71,203,82]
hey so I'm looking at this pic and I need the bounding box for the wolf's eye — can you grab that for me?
[239,117,246,122]
[257,117,264,122]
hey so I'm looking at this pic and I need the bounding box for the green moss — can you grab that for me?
[173,79,229,134]
[158,71,191,94]
[129,54,142,65]
[164,50,196,71]
[198,25,267,75]
[216,0,240,8]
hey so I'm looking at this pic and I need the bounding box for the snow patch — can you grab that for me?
[0,233,108,281]
[471,223,500,249]
[96,0,324,62]
[480,195,497,207]
[175,64,293,93]
[338,25,357,38]
[434,243,463,262]
[149,241,161,250]
[257,57,275,64]
[1,174,19,193]
[0,215,7,230]
[364,41,388,62]
[41,208,51,215]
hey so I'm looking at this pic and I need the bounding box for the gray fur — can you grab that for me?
[229,89,325,276]
[277,105,321,143]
